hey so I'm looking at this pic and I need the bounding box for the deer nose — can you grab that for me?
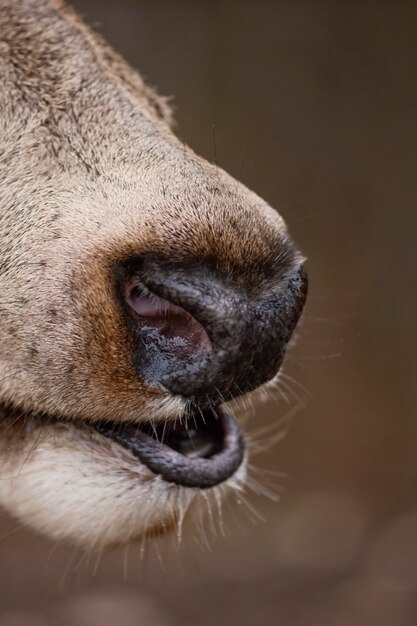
[119,257,307,403]
[125,282,212,360]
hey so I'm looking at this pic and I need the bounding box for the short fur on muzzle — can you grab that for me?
[0,0,307,548]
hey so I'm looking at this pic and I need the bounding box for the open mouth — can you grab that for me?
[92,406,245,489]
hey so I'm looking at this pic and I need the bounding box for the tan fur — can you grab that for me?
[0,0,299,547]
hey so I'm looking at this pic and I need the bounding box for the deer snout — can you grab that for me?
[118,256,308,404]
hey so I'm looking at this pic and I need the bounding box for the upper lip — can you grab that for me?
[92,405,245,489]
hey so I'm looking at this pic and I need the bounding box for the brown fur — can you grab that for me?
[0,0,303,547]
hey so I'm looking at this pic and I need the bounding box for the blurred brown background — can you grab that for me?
[1,1,416,625]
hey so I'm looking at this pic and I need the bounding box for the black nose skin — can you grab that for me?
[117,256,308,404]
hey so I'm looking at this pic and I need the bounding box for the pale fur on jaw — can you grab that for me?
[0,420,249,549]
[0,0,300,549]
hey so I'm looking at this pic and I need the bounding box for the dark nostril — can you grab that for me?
[124,279,212,354]
[126,282,183,320]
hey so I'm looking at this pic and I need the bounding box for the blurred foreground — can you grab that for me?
[1,500,417,625]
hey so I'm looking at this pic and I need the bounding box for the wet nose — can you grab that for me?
[119,257,307,403]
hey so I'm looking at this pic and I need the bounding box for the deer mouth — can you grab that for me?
[92,406,245,489]
[0,402,245,490]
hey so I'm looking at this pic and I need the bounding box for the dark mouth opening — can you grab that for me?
[92,406,245,489]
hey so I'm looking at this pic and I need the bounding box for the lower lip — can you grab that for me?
[93,407,245,489]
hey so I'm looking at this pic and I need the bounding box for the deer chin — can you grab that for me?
[0,403,247,548]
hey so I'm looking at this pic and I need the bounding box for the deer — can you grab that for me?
[0,0,307,549]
